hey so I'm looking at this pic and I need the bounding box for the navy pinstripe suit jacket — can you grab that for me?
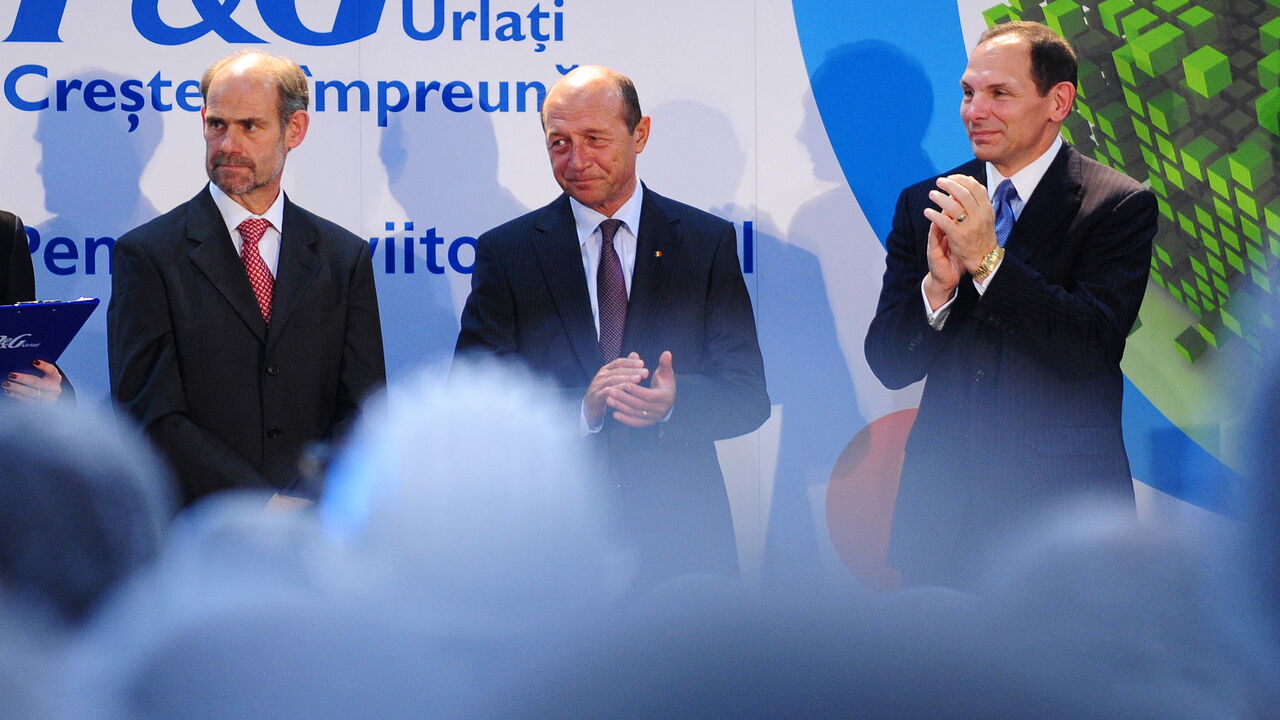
[455,186,769,581]
[865,143,1158,585]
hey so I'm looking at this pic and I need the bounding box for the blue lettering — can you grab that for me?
[258,0,386,46]
[4,0,68,42]
[423,227,445,274]
[316,79,370,112]
[384,237,397,273]
[495,12,524,42]
[516,81,545,112]
[130,0,264,45]
[4,64,48,111]
[477,81,507,112]
[45,237,78,276]
[119,79,146,112]
[403,0,444,40]
[147,72,173,111]
[742,221,753,274]
[377,80,409,127]
[54,78,81,111]
[448,236,475,273]
[83,79,116,111]
[414,80,442,110]
[175,80,202,111]
[85,236,114,275]
[24,226,39,254]
[441,81,472,112]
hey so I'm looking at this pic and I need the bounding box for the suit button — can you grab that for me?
[267,427,283,439]
[266,365,280,376]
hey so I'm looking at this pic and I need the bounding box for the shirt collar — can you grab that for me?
[208,181,286,236]
[569,181,644,246]
[985,135,1062,203]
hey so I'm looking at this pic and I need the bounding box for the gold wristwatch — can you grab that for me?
[972,246,1005,283]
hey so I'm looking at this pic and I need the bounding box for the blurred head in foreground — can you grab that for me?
[0,401,172,623]
[323,360,633,632]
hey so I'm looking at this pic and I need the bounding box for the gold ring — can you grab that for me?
[955,212,969,223]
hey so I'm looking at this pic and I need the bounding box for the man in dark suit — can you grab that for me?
[455,66,769,583]
[2,210,69,403]
[109,51,385,506]
[865,22,1157,588]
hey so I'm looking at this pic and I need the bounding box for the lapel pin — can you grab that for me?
[654,250,662,258]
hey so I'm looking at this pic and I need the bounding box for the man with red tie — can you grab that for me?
[109,50,385,506]
[455,66,769,584]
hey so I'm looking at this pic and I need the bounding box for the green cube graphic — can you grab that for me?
[1239,190,1259,220]
[1153,0,1188,14]
[1229,140,1274,192]
[1261,51,1280,90]
[1183,46,1232,98]
[1207,156,1232,197]
[1098,0,1136,35]
[1045,0,1088,37]
[1176,326,1208,361]
[1264,16,1280,54]
[1181,136,1217,180]
[1148,89,1190,132]
[1130,23,1188,76]
[1096,101,1131,137]
[1214,195,1235,224]
[1133,116,1154,143]
[983,5,1016,26]
[1176,6,1218,46]
[1124,8,1160,37]
[1266,198,1280,233]
[1259,87,1280,136]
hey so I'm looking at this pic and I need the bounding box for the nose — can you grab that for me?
[963,95,988,122]
[568,141,591,170]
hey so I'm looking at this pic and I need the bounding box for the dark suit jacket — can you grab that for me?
[1,211,35,305]
[108,187,386,505]
[455,187,770,580]
[864,143,1157,586]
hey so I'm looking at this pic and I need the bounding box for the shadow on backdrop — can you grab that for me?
[648,99,860,589]
[807,41,936,243]
[379,107,527,375]
[32,69,164,403]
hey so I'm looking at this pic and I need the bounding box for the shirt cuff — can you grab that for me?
[580,399,604,435]
[921,279,956,331]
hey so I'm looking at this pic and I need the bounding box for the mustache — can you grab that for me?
[211,153,255,170]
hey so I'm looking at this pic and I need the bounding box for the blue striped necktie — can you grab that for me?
[993,179,1019,247]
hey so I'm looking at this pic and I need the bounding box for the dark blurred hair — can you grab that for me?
[979,21,1078,96]
[0,403,173,622]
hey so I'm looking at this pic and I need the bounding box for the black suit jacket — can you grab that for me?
[455,187,770,580]
[1,211,35,305]
[108,187,386,505]
[865,143,1157,586]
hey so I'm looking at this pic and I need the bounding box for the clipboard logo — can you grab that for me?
[0,334,39,349]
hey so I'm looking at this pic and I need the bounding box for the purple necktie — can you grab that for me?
[993,179,1019,247]
[596,218,627,363]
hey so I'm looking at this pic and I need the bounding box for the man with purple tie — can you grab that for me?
[865,22,1157,588]
[456,66,769,584]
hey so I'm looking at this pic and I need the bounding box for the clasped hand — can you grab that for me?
[921,174,999,307]
[584,350,676,428]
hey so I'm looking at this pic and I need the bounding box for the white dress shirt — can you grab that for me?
[208,181,285,278]
[570,184,644,336]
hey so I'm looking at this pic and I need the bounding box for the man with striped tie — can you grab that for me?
[109,50,385,506]
[455,66,769,585]
[865,22,1157,589]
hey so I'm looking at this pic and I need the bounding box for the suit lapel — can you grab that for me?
[622,187,672,357]
[266,196,321,353]
[1005,143,1082,261]
[185,187,267,343]
[531,196,600,381]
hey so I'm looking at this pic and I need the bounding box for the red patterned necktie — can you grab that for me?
[596,218,627,363]
[237,218,274,324]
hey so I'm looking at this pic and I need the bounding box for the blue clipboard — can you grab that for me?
[0,298,100,377]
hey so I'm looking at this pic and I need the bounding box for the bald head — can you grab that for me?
[542,65,643,133]
[201,50,309,130]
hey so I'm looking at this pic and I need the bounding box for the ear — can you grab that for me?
[284,109,309,150]
[632,115,651,154]
[1048,81,1076,123]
